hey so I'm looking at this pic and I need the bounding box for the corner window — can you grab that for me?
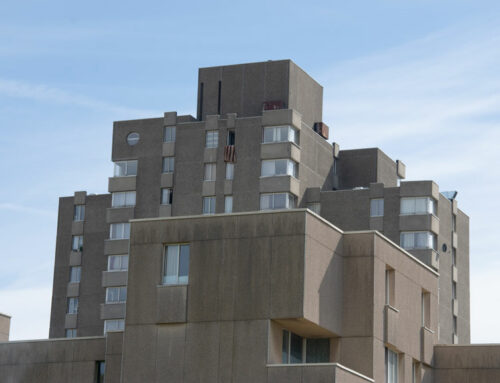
[370,199,384,217]
[104,319,124,334]
[400,197,436,215]
[386,348,398,383]
[204,163,216,181]
[224,196,233,213]
[67,297,79,314]
[65,329,77,338]
[109,223,130,240]
[72,235,83,252]
[261,159,298,178]
[205,130,219,148]
[226,163,234,180]
[69,266,81,283]
[400,231,437,251]
[114,160,137,177]
[260,193,296,210]
[263,125,298,145]
[163,244,190,285]
[108,255,129,271]
[106,287,127,304]
[203,196,216,215]
[161,188,173,205]
[111,191,136,208]
[73,205,85,221]
[162,157,175,173]
[164,126,176,142]
[282,330,330,364]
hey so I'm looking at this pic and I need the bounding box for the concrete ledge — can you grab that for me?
[108,176,136,193]
[71,221,84,235]
[163,111,177,126]
[260,142,301,163]
[104,240,129,255]
[102,271,128,287]
[69,252,82,266]
[260,176,299,196]
[107,207,135,223]
[160,173,174,188]
[64,314,77,329]
[266,363,374,383]
[156,285,187,324]
[101,303,126,320]
[399,214,439,235]
[262,109,302,130]
[74,191,86,205]
[162,142,175,156]
[400,181,439,200]
[205,114,219,130]
[66,283,80,297]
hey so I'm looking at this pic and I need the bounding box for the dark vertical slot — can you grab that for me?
[217,80,222,115]
[198,82,204,121]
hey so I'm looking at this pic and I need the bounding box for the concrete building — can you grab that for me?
[0,60,498,382]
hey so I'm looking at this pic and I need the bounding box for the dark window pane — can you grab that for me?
[179,245,190,278]
[282,330,289,363]
[290,332,303,364]
[306,338,330,363]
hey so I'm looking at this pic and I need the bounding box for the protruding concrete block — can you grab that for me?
[262,109,302,130]
[66,283,80,297]
[162,142,175,156]
[74,191,87,205]
[396,159,406,179]
[163,111,177,126]
[108,176,136,192]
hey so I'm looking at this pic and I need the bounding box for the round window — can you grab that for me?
[127,132,140,146]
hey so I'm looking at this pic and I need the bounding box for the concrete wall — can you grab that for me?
[434,344,500,382]
[0,337,105,383]
[0,313,10,341]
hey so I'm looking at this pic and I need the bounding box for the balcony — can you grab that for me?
[266,363,374,383]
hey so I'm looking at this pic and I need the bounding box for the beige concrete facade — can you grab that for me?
[1,60,496,382]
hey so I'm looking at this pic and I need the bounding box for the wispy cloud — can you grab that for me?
[0,78,161,117]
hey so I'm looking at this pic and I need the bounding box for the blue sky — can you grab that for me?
[1,1,499,342]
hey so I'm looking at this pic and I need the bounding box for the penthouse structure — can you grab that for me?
[0,60,496,383]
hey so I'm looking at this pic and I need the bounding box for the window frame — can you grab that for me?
[386,348,399,383]
[370,198,384,217]
[225,162,234,180]
[400,231,437,251]
[107,255,129,272]
[114,160,138,177]
[67,297,79,314]
[162,156,175,173]
[227,129,235,145]
[202,196,216,215]
[262,125,299,145]
[65,329,77,338]
[204,163,217,181]
[111,191,136,208]
[161,188,173,205]
[261,158,298,178]
[400,197,436,216]
[72,235,84,252]
[163,126,176,143]
[224,195,233,213]
[162,244,190,285]
[105,286,127,304]
[260,192,297,210]
[69,266,81,283]
[104,319,125,334]
[205,130,219,148]
[281,329,330,364]
[109,223,130,240]
[73,205,85,221]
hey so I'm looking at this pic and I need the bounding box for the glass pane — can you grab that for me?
[114,162,126,177]
[225,196,233,213]
[260,194,272,210]
[226,163,234,180]
[401,233,414,249]
[261,161,274,177]
[122,255,129,270]
[263,127,274,143]
[288,194,296,208]
[275,159,287,175]
[109,256,118,270]
[415,232,428,248]
[179,245,190,283]
[273,193,286,209]
[127,192,136,206]
[164,245,179,284]
[282,330,289,363]
[290,332,303,364]
[401,198,414,214]
[415,198,427,214]
[306,338,330,363]
[277,126,288,141]
[121,287,127,301]
[127,160,137,176]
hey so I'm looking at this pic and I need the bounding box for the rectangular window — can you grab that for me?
[422,291,430,328]
[452,281,457,300]
[224,196,233,213]
[204,163,217,181]
[226,163,234,180]
[111,191,136,208]
[106,287,127,304]
[73,205,85,221]
[72,235,83,252]
[205,130,219,148]
[400,197,436,215]
[65,329,77,338]
[263,125,298,145]
[370,199,384,217]
[67,297,78,314]
[453,316,458,335]
[452,214,457,232]
[163,244,190,285]
[227,129,235,145]
[452,248,457,266]
[400,231,437,250]
[69,266,81,283]
[104,319,124,334]
[96,361,105,383]
[161,188,173,205]
[203,196,216,215]
[162,157,175,173]
[385,268,395,307]
[281,330,329,364]
[114,160,138,177]
[307,203,321,214]
[260,193,296,210]
[164,126,176,142]
[108,255,129,271]
[386,348,398,383]
[261,159,298,178]
[109,223,130,240]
